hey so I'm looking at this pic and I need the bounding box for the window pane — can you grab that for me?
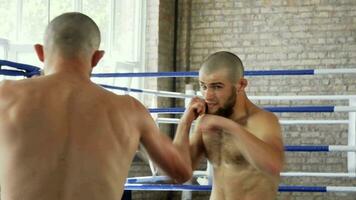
[21,0,48,43]
[82,0,110,50]
[17,52,42,68]
[82,0,117,81]
[0,45,5,59]
[114,0,138,62]
[0,0,145,94]
[0,0,17,40]
[50,0,73,20]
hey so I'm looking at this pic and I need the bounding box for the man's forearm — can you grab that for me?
[173,119,193,170]
[174,118,191,144]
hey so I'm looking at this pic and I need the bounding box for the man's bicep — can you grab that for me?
[137,108,175,167]
[259,114,284,154]
[139,111,161,155]
[132,98,162,157]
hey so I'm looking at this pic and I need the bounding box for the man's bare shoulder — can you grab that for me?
[252,109,279,124]
[0,80,24,112]
[100,87,148,114]
[0,77,42,89]
[248,107,281,137]
[0,79,16,88]
[0,80,18,98]
[247,103,278,123]
[0,80,10,90]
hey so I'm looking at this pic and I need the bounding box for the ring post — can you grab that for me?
[182,84,195,200]
[184,84,194,107]
[348,98,356,174]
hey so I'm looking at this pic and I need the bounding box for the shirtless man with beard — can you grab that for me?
[174,51,284,200]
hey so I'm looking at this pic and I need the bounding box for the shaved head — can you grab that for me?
[44,12,101,59]
[200,51,244,84]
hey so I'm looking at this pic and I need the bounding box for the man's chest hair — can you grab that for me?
[203,131,248,166]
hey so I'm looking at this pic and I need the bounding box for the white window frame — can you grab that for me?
[1,0,146,100]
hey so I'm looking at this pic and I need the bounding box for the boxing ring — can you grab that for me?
[1,59,356,194]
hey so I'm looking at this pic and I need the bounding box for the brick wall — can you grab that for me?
[129,0,181,199]
[157,0,176,137]
[132,0,356,199]
[178,0,356,199]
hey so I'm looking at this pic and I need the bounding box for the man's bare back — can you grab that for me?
[201,108,280,200]
[0,73,192,199]
[0,75,142,199]
[0,13,192,200]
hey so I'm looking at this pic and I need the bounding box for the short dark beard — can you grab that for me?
[209,86,237,117]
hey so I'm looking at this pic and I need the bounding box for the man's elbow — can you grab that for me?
[269,163,283,177]
[265,148,285,176]
[266,158,284,177]
[173,165,193,184]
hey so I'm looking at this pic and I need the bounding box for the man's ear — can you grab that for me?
[91,50,105,68]
[236,78,248,92]
[34,44,44,62]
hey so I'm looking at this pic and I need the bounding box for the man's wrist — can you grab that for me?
[223,117,242,134]
[179,116,193,126]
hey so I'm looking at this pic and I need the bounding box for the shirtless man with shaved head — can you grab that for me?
[0,12,192,200]
[174,51,284,200]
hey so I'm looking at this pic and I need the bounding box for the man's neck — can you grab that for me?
[44,58,91,81]
[230,91,253,122]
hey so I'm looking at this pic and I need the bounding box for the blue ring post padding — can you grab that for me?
[100,84,144,93]
[285,145,329,152]
[124,184,328,192]
[278,186,327,192]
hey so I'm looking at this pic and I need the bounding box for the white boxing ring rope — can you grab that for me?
[156,117,350,125]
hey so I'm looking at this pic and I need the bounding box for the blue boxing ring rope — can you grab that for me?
[0,60,41,77]
[123,183,356,193]
[91,69,356,78]
[2,59,356,78]
[1,60,356,194]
